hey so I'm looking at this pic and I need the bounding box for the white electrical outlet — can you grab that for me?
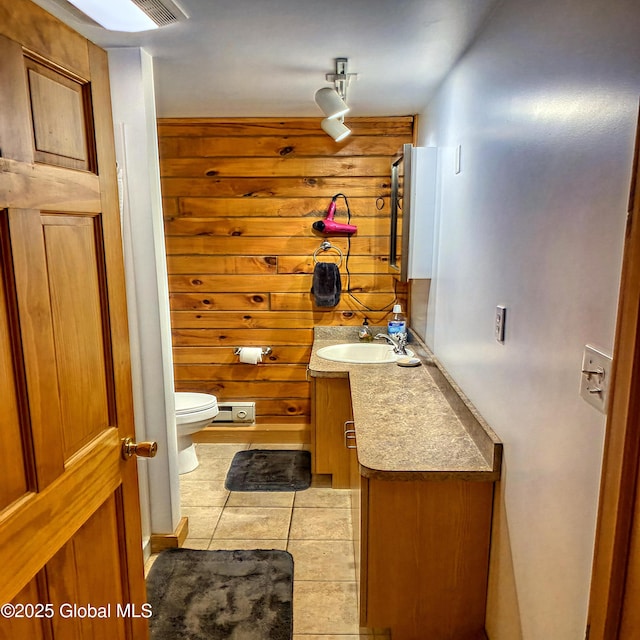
[495,305,506,343]
[579,345,612,413]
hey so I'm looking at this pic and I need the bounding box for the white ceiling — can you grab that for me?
[32,0,500,118]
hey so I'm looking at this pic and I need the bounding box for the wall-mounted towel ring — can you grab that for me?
[313,240,343,267]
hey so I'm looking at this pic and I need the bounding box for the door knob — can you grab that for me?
[121,437,158,460]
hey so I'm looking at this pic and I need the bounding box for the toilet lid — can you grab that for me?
[175,392,218,416]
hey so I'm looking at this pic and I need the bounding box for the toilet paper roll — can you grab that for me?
[238,347,263,364]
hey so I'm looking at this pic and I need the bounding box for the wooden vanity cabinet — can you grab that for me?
[359,474,494,640]
[312,372,495,639]
[310,376,353,488]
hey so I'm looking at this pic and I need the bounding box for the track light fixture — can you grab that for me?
[315,58,357,141]
[320,117,351,142]
[315,87,349,120]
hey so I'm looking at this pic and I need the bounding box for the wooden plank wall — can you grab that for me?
[158,116,414,427]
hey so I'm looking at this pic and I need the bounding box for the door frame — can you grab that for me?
[588,108,640,638]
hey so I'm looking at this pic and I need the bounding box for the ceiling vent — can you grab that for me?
[131,0,188,27]
[41,0,188,30]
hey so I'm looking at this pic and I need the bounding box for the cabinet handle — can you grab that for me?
[344,430,357,449]
[344,420,357,449]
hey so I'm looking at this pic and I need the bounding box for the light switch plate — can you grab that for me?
[579,345,612,414]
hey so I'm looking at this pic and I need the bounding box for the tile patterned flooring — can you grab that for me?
[148,442,390,640]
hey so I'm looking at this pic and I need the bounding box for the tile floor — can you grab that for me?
[148,442,390,640]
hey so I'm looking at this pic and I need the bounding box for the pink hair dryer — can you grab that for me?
[312,197,357,235]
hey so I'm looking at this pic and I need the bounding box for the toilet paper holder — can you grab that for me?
[233,347,272,357]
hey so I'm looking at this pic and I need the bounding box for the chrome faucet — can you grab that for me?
[374,332,409,355]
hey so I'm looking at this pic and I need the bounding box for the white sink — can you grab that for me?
[316,342,414,364]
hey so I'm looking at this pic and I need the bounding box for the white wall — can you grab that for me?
[108,48,181,548]
[416,0,640,637]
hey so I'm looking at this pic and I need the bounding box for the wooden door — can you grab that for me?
[587,110,640,638]
[0,1,147,638]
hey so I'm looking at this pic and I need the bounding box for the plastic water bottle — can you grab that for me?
[387,304,407,339]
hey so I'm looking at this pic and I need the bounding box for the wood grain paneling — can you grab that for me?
[172,346,311,365]
[42,214,111,459]
[277,255,390,274]
[164,215,388,237]
[363,477,494,638]
[168,274,397,294]
[166,235,391,256]
[170,310,369,329]
[25,54,95,171]
[159,116,413,425]
[0,8,146,634]
[0,2,90,79]
[0,217,29,509]
[159,135,410,159]
[3,578,47,640]
[271,291,402,313]
[0,157,101,211]
[175,196,386,218]
[158,117,413,138]
[312,376,353,488]
[175,364,308,382]
[0,36,33,163]
[171,310,332,329]
[171,328,312,346]
[169,292,270,311]
[160,156,391,178]
[46,495,126,639]
[161,176,389,198]
[167,256,277,275]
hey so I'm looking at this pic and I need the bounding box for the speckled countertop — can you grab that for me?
[308,327,502,482]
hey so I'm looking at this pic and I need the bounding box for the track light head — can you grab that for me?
[321,117,351,142]
[315,87,349,120]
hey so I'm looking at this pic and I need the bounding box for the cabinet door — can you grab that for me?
[364,478,494,639]
[311,376,352,488]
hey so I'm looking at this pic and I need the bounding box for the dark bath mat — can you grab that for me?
[224,449,311,492]
[147,548,293,640]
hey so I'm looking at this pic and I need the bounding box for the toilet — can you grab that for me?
[175,392,219,474]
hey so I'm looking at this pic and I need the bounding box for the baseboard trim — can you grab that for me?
[193,423,310,444]
[150,516,189,554]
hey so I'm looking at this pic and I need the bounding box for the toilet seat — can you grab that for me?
[175,392,218,416]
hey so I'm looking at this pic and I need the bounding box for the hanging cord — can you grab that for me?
[331,193,397,317]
